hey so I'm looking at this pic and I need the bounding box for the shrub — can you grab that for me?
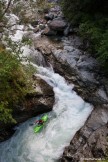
[61,0,108,69]
[0,47,34,124]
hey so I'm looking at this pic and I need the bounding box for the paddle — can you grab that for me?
[29,123,35,126]
[29,120,39,126]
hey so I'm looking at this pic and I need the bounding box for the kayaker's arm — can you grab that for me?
[35,120,39,124]
[29,120,39,126]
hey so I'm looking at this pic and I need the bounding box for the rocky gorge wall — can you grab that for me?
[0,76,54,142]
[0,0,108,161]
[29,2,108,161]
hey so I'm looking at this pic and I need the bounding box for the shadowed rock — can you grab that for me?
[49,19,67,31]
[0,76,54,142]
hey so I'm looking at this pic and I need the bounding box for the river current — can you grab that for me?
[0,11,93,162]
[0,65,93,162]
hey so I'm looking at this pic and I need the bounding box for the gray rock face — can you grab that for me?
[53,47,81,69]
[77,56,99,71]
[0,76,54,142]
[96,87,108,103]
[24,75,54,113]
[30,3,108,161]
[63,35,83,48]
[61,107,108,162]
[63,46,75,52]
[29,50,48,67]
[64,25,71,36]
[77,70,98,85]
[49,19,67,31]
[47,35,108,161]
[28,9,108,159]
[42,26,57,36]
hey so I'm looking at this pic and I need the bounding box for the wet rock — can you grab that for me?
[0,76,54,142]
[95,87,108,103]
[49,19,67,31]
[61,106,108,162]
[33,26,40,33]
[16,75,54,120]
[42,26,57,36]
[64,35,83,49]
[44,13,54,20]
[35,43,52,56]
[53,48,81,69]
[77,56,100,71]
[39,24,46,30]
[101,78,108,96]
[64,24,72,36]
[33,34,60,57]
[50,6,61,12]
[77,70,99,85]
[105,82,108,95]
[29,50,48,66]
[63,46,75,52]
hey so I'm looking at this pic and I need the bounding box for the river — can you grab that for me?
[0,7,93,162]
[0,65,93,162]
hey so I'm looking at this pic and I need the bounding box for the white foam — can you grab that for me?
[0,66,93,162]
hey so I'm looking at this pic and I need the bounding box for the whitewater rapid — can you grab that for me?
[0,66,93,162]
[0,10,93,162]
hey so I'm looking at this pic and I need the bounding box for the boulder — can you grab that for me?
[49,19,67,31]
[29,50,48,66]
[39,24,46,30]
[0,76,54,142]
[24,75,54,114]
[95,87,108,104]
[44,13,54,21]
[42,26,57,36]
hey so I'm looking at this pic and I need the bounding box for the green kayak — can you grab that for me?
[33,114,48,133]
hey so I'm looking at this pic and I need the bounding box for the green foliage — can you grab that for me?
[36,0,55,12]
[22,36,32,45]
[0,47,34,124]
[0,1,36,124]
[61,0,108,69]
[79,21,102,52]
[0,102,16,124]
[98,30,108,63]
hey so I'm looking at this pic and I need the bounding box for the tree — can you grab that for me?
[0,0,34,124]
[61,0,108,69]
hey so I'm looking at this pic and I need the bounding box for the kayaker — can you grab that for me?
[35,119,44,125]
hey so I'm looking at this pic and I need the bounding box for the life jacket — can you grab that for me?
[38,119,43,124]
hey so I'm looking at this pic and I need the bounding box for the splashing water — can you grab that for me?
[0,66,93,162]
